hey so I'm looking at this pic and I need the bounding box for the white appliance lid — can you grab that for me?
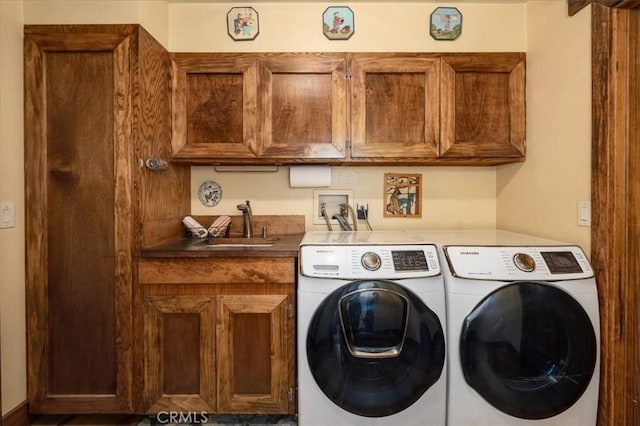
[301,230,427,246]
[444,245,594,281]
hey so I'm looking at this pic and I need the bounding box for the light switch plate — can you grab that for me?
[0,202,15,228]
[577,200,591,227]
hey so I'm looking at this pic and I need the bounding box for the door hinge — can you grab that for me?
[346,68,352,79]
[346,140,352,150]
[287,304,293,318]
[288,387,295,401]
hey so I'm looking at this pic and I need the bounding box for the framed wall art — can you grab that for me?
[227,7,259,41]
[383,173,422,218]
[430,7,462,41]
[322,6,354,40]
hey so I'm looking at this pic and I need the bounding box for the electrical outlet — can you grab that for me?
[357,202,368,220]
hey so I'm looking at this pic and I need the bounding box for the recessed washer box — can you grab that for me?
[313,189,354,226]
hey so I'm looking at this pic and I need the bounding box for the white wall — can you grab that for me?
[193,166,499,231]
[497,1,592,252]
[1,0,27,416]
[22,0,169,45]
[169,2,525,52]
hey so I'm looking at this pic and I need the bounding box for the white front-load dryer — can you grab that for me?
[441,240,600,426]
[298,231,447,425]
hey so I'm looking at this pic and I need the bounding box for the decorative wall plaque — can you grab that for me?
[384,173,422,218]
[323,6,354,40]
[227,7,259,41]
[198,180,222,207]
[430,7,462,41]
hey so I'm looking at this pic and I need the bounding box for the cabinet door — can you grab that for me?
[350,54,441,161]
[440,53,526,160]
[143,295,216,413]
[258,53,348,160]
[24,25,136,413]
[217,294,292,413]
[171,53,259,162]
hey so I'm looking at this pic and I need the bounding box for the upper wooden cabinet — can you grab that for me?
[440,53,526,160]
[350,54,441,162]
[171,53,348,163]
[171,52,526,165]
[171,54,260,160]
[258,53,348,160]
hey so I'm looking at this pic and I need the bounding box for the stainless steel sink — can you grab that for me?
[202,237,276,248]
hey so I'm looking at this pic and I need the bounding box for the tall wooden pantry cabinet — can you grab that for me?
[24,24,190,413]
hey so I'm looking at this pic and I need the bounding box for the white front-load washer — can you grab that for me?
[298,231,447,425]
[435,232,600,426]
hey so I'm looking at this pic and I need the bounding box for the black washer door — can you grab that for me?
[460,281,597,420]
[307,280,445,417]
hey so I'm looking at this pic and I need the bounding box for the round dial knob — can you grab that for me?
[361,252,382,271]
[513,253,536,272]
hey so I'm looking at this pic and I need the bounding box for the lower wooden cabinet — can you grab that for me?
[143,295,217,412]
[216,295,290,413]
[138,257,296,415]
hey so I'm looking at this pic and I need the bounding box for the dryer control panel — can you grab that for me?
[444,245,594,281]
[300,244,441,279]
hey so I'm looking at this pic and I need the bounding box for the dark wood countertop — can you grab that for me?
[140,233,304,258]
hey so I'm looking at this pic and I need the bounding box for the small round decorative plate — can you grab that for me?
[198,180,222,207]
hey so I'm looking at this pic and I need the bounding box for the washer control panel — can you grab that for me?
[444,245,594,281]
[300,244,440,279]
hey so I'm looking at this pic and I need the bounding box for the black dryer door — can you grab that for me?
[306,280,445,417]
[460,281,597,420]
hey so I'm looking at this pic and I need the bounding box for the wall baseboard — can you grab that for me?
[2,400,29,426]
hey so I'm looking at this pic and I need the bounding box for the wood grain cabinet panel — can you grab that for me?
[24,25,135,414]
[216,295,290,413]
[171,53,347,163]
[350,54,440,161]
[170,52,525,165]
[171,53,259,161]
[24,24,190,414]
[139,258,296,415]
[258,53,348,160]
[440,53,526,160]
[143,296,216,413]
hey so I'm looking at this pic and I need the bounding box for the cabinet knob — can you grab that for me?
[145,157,168,171]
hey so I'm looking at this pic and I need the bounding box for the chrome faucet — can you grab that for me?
[236,200,253,238]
